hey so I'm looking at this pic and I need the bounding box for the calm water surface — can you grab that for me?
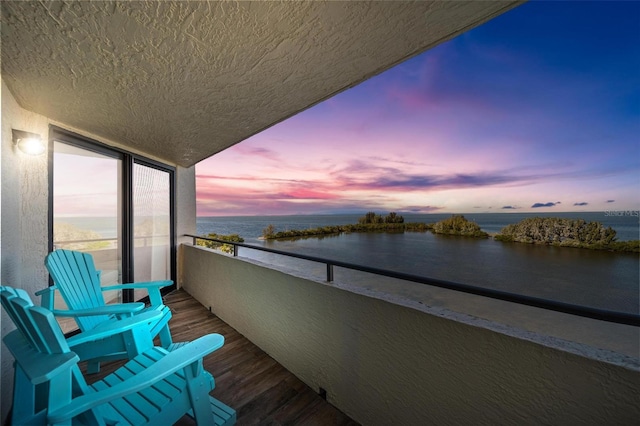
[197,213,639,315]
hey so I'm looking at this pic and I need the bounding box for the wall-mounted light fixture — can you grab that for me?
[12,129,45,155]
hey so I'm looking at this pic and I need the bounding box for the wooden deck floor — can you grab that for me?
[83,289,358,425]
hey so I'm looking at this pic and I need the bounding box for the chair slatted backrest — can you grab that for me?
[45,249,109,331]
[1,287,48,354]
[0,289,70,356]
[1,287,102,425]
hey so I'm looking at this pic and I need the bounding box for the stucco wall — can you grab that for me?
[176,166,196,247]
[1,79,50,422]
[0,79,196,422]
[181,244,640,426]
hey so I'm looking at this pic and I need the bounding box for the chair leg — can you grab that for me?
[124,326,154,357]
[158,324,174,348]
[12,364,36,424]
[48,371,73,426]
[184,362,214,424]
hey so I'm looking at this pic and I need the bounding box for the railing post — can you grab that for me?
[234,244,238,257]
[326,264,333,282]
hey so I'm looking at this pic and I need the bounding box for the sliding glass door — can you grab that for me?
[133,162,172,301]
[52,141,123,308]
[50,127,175,332]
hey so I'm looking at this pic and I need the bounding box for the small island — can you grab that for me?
[431,215,489,238]
[198,213,639,254]
[260,212,489,240]
[495,217,639,252]
[261,212,432,240]
[196,232,244,254]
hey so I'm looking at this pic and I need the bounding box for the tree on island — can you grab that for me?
[385,212,404,223]
[358,211,404,224]
[262,224,276,239]
[432,215,489,238]
[196,233,244,254]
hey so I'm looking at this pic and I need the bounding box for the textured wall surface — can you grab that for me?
[1,79,50,423]
[1,1,521,167]
[181,244,640,426]
[176,166,196,246]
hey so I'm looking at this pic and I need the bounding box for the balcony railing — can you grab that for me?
[54,235,170,250]
[180,242,640,425]
[186,234,640,327]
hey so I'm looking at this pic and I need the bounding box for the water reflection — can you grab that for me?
[244,232,639,314]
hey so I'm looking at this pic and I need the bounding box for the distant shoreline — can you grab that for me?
[197,210,640,218]
[56,212,640,242]
[257,215,639,253]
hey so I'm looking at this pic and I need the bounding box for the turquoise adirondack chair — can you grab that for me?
[40,249,185,372]
[1,285,236,426]
[3,285,162,373]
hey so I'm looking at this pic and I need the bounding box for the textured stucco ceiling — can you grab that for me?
[1,1,521,168]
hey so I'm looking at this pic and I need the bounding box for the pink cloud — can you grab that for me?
[232,145,282,162]
[197,173,303,184]
[279,188,341,200]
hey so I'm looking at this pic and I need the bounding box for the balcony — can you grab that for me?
[174,243,639,425]
[2,2,639,423]
[86,289,357,425]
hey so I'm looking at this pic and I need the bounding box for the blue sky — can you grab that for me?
[196,1,640,216]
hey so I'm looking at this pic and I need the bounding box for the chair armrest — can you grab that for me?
[3,330,79,385]
[101,280,173,291]
[66,311,162,347]
[35,286,59,310]
[102,281,173,306]
[51,303,145,318]
[47,334,224,423]
[35,286,58,297]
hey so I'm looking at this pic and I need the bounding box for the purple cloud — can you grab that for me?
[197,173,303,184]
[398,205,443,213]
[574,202,588,206]
[329,158,638,194]
[531,202,557,208]
[233,146,281,162]
[502,206,517,209]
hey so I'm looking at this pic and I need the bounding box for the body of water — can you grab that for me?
[197,212,639,315]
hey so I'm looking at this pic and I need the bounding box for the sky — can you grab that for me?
[196,1,640,217]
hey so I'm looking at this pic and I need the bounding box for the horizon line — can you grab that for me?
[196,210,638,218]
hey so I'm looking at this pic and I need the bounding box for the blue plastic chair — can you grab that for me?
[39,249,185,372]
[1,285,236,426]
[4,285,160,368]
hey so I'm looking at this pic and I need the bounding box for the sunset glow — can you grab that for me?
[196,2,640,217]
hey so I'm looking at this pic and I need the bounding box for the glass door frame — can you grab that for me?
[131,158,176,298]
[48,126,176,302]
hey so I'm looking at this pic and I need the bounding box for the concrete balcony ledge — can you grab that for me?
[180,244,640,425]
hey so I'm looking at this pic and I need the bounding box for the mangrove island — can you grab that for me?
[198,213,638,254]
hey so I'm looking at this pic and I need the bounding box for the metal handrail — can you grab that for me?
[54,235,170,244]
[186,234,640,327]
